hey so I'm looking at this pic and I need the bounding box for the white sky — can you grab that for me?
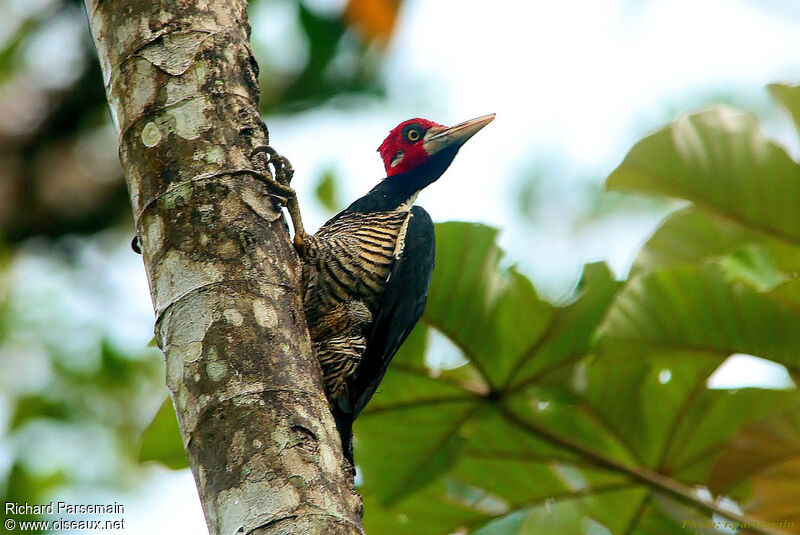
[47,0,800,531]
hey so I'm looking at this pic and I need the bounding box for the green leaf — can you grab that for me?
[716,245,790,291]
[9,396,71,430]
[313,168,342,213]
[138,397,188,470]
[0,19,34,87]
[581,349,725,469]
[362,478,493,535]
[3,463,67,532]
[768,83,800,143]
[664,388,796,482]
[709,404,800,495]
[508,262,621,387]
[361,326,478,414]
[426,223,554,389]
[627,498,700,535]
[599,263,800,371]
[607,106,800,245]
[360,361,478,414]
[503,385,639,467]
[470,487,647,535]
[450,454,625,509]
[357,401,477,503]
[631,208,762,275]
[631,208,800,280]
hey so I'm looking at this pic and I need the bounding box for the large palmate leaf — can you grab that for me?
[598,263,800,373]
[358,221,800,535]
[424,223,555,389]
[604,89,800,372]
[602,87,800,530]
[607,106,800,245]
[629,208,763,275]
[630,207,800,291]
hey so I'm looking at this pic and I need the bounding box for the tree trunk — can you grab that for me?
[84,1,364,533]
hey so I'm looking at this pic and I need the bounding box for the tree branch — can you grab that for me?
[84,1,363,533]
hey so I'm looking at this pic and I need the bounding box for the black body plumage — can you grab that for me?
[328,206,435,459]
[302,209,413,397]
[301,182,437,461]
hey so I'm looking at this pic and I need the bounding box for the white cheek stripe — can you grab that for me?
[390,151,405,168]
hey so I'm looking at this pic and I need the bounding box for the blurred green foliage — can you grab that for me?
[264,2,385,112]
[138,397,184,471]
[313,168,344,214]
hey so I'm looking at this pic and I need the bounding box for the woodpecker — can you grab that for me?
[298,113,495,461]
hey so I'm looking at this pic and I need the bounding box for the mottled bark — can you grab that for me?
[83,1,363,533]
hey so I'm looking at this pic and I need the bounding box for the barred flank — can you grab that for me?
[302,210,410,397]
[317,334,368,397]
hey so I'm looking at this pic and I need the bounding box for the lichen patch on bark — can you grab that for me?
[168,97,211,140]
[223,308,244,326]
[253,297,279,329]
[141,121,162,147]
[139,30,212,76]
[154,250,223,315]
[144,213,165,252]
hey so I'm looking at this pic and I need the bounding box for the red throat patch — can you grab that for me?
[378,118,444,176]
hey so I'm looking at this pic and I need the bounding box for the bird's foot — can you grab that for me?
[250,145,294,187]
[249,145,308,256]
[249,145,298,202]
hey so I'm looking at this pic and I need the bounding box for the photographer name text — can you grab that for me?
[5,501,124,515]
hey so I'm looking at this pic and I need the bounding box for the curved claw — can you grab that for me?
[248,144,305,257]
[250,144,294,186]
[250,145,277,161]
[275,155,294,184]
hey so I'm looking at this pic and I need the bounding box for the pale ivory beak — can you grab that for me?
[423,113,495,155]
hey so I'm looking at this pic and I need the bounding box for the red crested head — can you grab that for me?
[377,118,445,176]
[350,114,494,212]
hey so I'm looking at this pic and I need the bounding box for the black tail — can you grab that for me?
[331,404,354,464]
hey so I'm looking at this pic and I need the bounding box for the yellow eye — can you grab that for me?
[401,123,424,143]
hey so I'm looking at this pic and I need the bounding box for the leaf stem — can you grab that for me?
[499,405,793,535]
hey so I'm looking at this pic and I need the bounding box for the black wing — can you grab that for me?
[332,206,435,459]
